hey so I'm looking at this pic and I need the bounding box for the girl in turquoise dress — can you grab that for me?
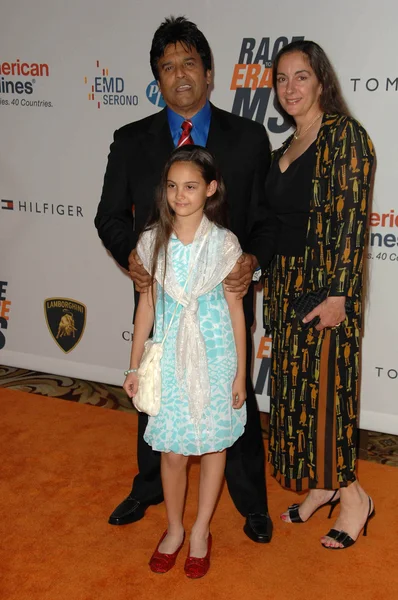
[123,146,246,578]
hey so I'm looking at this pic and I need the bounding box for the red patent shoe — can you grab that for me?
[149,530,185,574]
[184,533,212,579]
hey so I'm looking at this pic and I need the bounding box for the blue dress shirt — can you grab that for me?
[167,100,211,148]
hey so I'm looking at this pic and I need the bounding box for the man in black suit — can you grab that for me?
[95,16,273,543]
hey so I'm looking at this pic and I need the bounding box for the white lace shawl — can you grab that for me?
[137,215,242,424]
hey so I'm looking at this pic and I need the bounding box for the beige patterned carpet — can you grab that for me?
[1,364,397,466]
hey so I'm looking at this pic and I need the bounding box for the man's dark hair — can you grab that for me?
[150,16,212,80]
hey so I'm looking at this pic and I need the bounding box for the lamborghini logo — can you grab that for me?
[44,298,86,353]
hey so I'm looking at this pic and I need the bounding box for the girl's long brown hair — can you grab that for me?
[144,145,228,286]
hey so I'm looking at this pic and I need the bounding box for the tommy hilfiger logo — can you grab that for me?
[1,199,83,217]
[1,199,14,210]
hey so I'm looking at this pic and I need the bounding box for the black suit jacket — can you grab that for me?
[95,104,275,323]
[95,103,274,262]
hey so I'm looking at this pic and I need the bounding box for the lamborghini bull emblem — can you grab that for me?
[44,298,86,353]
[57,313,77,339]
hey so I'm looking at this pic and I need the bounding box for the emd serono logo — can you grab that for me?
[84,60,138,109]
[0,59,49,95]
[231,36,304,132]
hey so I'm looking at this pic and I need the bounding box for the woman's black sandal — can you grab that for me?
[321,496,375,549]
[283,489,340,523]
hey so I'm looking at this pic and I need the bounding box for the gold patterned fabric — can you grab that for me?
[264,114,375,491]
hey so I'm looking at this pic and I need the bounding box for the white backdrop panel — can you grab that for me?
[0,0,396,433]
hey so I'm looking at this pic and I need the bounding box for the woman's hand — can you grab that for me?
[128,249,151,292]
[123,373,139,400]
[232,375,246,409]
[303,296,347,331]
[224,253,257,299]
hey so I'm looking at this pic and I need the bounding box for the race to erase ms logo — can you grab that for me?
[0,58,53,108]
[84,60,139,109]
[254,336,272,396]
[146,80,166,108]
[230,36,304,132]
[0,280,12,350]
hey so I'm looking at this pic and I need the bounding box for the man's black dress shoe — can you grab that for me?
[244,513,273,543]
[108,495,163,526]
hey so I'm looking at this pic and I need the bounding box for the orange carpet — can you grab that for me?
[1,388,397,600]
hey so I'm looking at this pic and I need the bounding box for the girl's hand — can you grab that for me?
[123,373,139,400]
[303,296,347,331]
[232,376,246,409]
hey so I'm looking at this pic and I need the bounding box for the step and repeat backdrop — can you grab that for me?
[1,0,397,434]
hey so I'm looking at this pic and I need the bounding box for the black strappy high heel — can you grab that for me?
[282,489,340,523]
[321,496,375,549]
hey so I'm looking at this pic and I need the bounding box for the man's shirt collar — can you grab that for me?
[167,100,211,147]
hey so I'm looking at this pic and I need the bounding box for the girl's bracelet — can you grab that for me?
[124,368,138,376]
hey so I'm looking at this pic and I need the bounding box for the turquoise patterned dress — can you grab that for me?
[143,234,246,456]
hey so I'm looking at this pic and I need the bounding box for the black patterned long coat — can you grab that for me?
[264,114,375,490]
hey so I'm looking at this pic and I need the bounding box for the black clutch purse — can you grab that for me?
[291,288,328,330]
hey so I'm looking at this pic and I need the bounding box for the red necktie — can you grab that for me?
[177,120,194,147]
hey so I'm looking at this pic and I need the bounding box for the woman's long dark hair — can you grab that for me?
[272,40,350,120]
[145,145,227,285]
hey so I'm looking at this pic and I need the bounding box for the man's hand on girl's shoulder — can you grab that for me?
[128,249,151,292]
[224,253,258,299]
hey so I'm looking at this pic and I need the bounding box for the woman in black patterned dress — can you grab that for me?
[264,41,375,549]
